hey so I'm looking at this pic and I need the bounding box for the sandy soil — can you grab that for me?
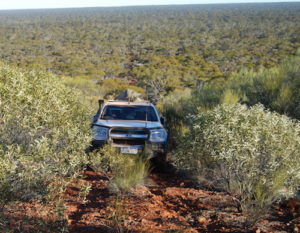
[65,166,299,233]
[2,165,299,233]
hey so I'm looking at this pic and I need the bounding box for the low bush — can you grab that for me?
[0,63,91,204]
[62,76,103,110]
[174,104,300,220]
[89,145,149,191]
[158,83,224,149]
[162,57,300,136]
[224,56,300,119]
[157,88,192,147]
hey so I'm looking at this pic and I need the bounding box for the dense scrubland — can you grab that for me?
[0,3,300,232]
[1,3,300,100]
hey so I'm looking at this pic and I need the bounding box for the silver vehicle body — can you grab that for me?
[91,100,168,158]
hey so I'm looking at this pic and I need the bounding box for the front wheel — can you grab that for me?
[150,153,169,171]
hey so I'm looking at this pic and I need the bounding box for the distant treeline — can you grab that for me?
[0,3,300,97]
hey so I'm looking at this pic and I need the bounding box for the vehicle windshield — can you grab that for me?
[101,105,158,122]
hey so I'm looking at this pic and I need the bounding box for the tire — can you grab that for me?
[150,153,168,171]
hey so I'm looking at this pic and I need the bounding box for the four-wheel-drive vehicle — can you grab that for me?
[91,99,168,161]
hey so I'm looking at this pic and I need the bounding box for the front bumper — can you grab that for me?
[91,139,167,158]
[91,139,106,148]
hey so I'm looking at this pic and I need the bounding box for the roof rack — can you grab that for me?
[107,99,151,104]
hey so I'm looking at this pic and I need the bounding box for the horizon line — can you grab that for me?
[0,1,299,11]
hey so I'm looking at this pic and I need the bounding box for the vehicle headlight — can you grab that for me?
[92,126,108,140]
[150,128,167,143]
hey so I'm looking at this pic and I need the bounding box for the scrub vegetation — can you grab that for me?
[0,62,91,231]
[1,3,300,100]
[0,62,91,201]
[89,145,149,191]
[174,104,300,222]
[0,2,299,232]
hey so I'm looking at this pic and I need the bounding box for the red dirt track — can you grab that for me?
[64,167,299,233]
[2,165,299,232]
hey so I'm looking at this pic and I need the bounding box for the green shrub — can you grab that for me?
[174,104,300,220]
[62,76,103,110]
[158,88,192,146]
[225,56,300,119]
[166,57,300,128]
[89,145,149,191]
[158,83,224,148]
[0,63,91,203]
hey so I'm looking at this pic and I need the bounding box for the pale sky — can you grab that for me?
[0,0,299,10]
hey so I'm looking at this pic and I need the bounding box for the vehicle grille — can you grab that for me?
[112,139,146,146]
[109,128,149,147]
[110,128,149,135]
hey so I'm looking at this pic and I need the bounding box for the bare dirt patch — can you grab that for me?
[65,166,300,233]
[2,165,299,232]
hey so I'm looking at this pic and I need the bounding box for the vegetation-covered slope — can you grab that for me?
[0,3,300,232]
[0,3,300,98]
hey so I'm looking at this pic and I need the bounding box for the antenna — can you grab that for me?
[145,105,148,128]
[146,84,150,104]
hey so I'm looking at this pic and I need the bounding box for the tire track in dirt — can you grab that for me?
[65,164,300,233]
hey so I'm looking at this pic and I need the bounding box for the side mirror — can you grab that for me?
[160,117,165,125]
[98,99,104,108]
